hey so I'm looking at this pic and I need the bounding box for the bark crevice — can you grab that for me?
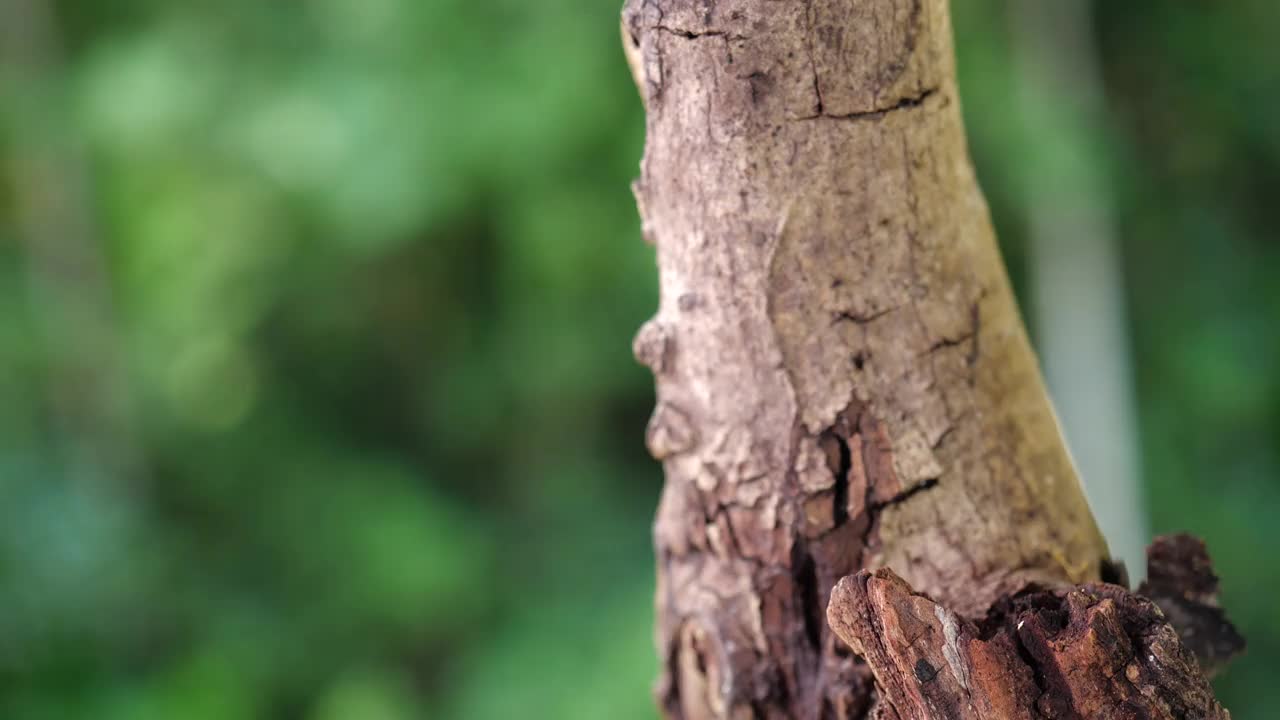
[794,88,940,122]
[652,25,751,42]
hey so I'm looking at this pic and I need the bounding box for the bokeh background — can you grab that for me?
[0,0,1276,717]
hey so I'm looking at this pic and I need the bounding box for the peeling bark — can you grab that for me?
[622,1,1236,719]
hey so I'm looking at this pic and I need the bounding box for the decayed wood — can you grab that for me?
[827,535,1242,720]
[624,0,1109,717]
[1137,535,1246,679]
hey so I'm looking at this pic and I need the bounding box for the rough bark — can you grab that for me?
[827,536,1241,720]
[1136,535,1246,679]
[622,1,1237,719]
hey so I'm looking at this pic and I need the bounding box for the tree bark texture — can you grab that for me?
[623,1,1239,719]
[826,536,1240,720]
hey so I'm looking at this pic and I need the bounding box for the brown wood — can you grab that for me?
[621,1,1238,718]
[827,537,1240,720]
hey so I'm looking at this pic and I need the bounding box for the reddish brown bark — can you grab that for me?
[827,535,1242,720]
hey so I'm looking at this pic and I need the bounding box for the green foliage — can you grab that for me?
[0,0,1275,717]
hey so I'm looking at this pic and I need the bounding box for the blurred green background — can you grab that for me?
[0,0,1275,718]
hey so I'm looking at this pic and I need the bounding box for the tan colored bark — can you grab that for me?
[623,1,1117,717]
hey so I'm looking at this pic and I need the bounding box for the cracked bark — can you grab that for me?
[622,1,1239,718]
[827,536,1242,720]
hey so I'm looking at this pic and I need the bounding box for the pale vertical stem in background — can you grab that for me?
[0,0,146,485]
[1008,0,1146,575]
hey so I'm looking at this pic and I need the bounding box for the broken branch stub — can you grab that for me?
[827,534,1243,720]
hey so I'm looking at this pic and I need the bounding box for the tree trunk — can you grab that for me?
[622,1,1239,719]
